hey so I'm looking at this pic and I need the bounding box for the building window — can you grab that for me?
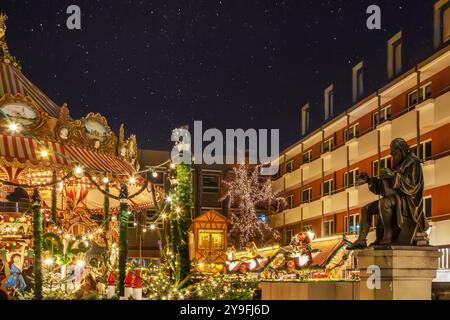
[324,84,334,121]
[323,219,335,237]
[301,104,310,135]
[344,169,359,188]
[285,160,294,173]
[344,124,359,142]
[303,150,311,164]
[198,230,224,250]
[202,175,220,193]
[302,188,312,203]
[344,214,360,234]
[286,195,294,209]
[285,229,294,245]
[322,179,334,196]
[352,61,364,102]
[373,106,392,127]
[387,32,402,79]
[322,137,334,154]
[410,140,432,162]
[424,196,432,219]
[407,83,432,109]
[372,156,392,177]
[434,0,450,48]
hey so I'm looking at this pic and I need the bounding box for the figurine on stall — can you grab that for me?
[4,254,26,292]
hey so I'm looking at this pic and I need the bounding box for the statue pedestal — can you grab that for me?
[357,246,441,300]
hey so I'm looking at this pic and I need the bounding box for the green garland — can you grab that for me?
[32,188,43,300]
[51,170,57,224]
[118,184,129,296]
[104,182,110,229]
[169,163,193,283]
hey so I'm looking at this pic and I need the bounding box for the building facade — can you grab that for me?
[270,1,450,278]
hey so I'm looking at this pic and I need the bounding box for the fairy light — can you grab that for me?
[44,258,54,266]
[175,207,181,214]
[39,149,49,158]
[73,165,84,178]
[152,171,158,178]
[102,176,109,184]
[129,176,136,184]
[76,260,85,268]
[150,224,156,231]
[170,163,176,169]
[166,195,172,203]
[8,122,20,133]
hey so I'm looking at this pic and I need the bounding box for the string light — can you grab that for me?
[73,165,84,178]
[170,163,176,169]
[166,196,172,203]
[102,176,109,184]
[152,171,158,178]
[129,176,136,184]
[39,149,49,158]
[8,122,20,133]
[150,224,156,230]
[44,258,54,266]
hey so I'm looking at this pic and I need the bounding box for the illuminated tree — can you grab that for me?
[222,164,283,249]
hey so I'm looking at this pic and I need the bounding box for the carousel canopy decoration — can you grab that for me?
[0,13,139,180]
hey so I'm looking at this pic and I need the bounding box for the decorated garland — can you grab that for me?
[117,184,129,296]
[31,188,43,300]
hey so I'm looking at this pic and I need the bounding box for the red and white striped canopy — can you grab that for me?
[0,134,135,176]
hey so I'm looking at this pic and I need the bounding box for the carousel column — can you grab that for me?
[51,170,57,224]
[118,183,129,297]
[32,188,43,300]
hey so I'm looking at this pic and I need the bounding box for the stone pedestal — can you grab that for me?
[357,246,441,300]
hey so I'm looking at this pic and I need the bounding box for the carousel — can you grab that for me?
[0,13,163,297]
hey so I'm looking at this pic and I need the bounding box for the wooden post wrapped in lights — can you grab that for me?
[118,183,129,297]
[32,188,43,300]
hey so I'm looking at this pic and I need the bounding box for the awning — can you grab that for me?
[0,134,135,176]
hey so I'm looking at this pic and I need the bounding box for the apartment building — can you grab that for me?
[270,0,450,273]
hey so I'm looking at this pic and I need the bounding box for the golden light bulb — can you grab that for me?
[8,122,19,133]
[40,149,49,158]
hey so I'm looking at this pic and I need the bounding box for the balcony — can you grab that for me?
[302,158,322,184]
[434,91,450,126]
[272,176,284,194]
[285,167,301,190]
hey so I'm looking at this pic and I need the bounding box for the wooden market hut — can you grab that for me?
[188,210,231,264]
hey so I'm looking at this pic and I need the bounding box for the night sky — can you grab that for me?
[0,0,436,151]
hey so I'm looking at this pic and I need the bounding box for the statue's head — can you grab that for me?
[0,13,7,39]
[390,138,410,167]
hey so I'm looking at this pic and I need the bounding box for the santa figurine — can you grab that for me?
[124,271,133,299]
[107,271,116,299]
[132,269,143,300]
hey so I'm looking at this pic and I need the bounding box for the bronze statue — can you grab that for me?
[347,138,428,250]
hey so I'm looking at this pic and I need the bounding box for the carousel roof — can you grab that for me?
[0,61,61,118]
[0,133,135,175]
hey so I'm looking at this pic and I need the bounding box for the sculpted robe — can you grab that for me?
[367,152,427,233]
